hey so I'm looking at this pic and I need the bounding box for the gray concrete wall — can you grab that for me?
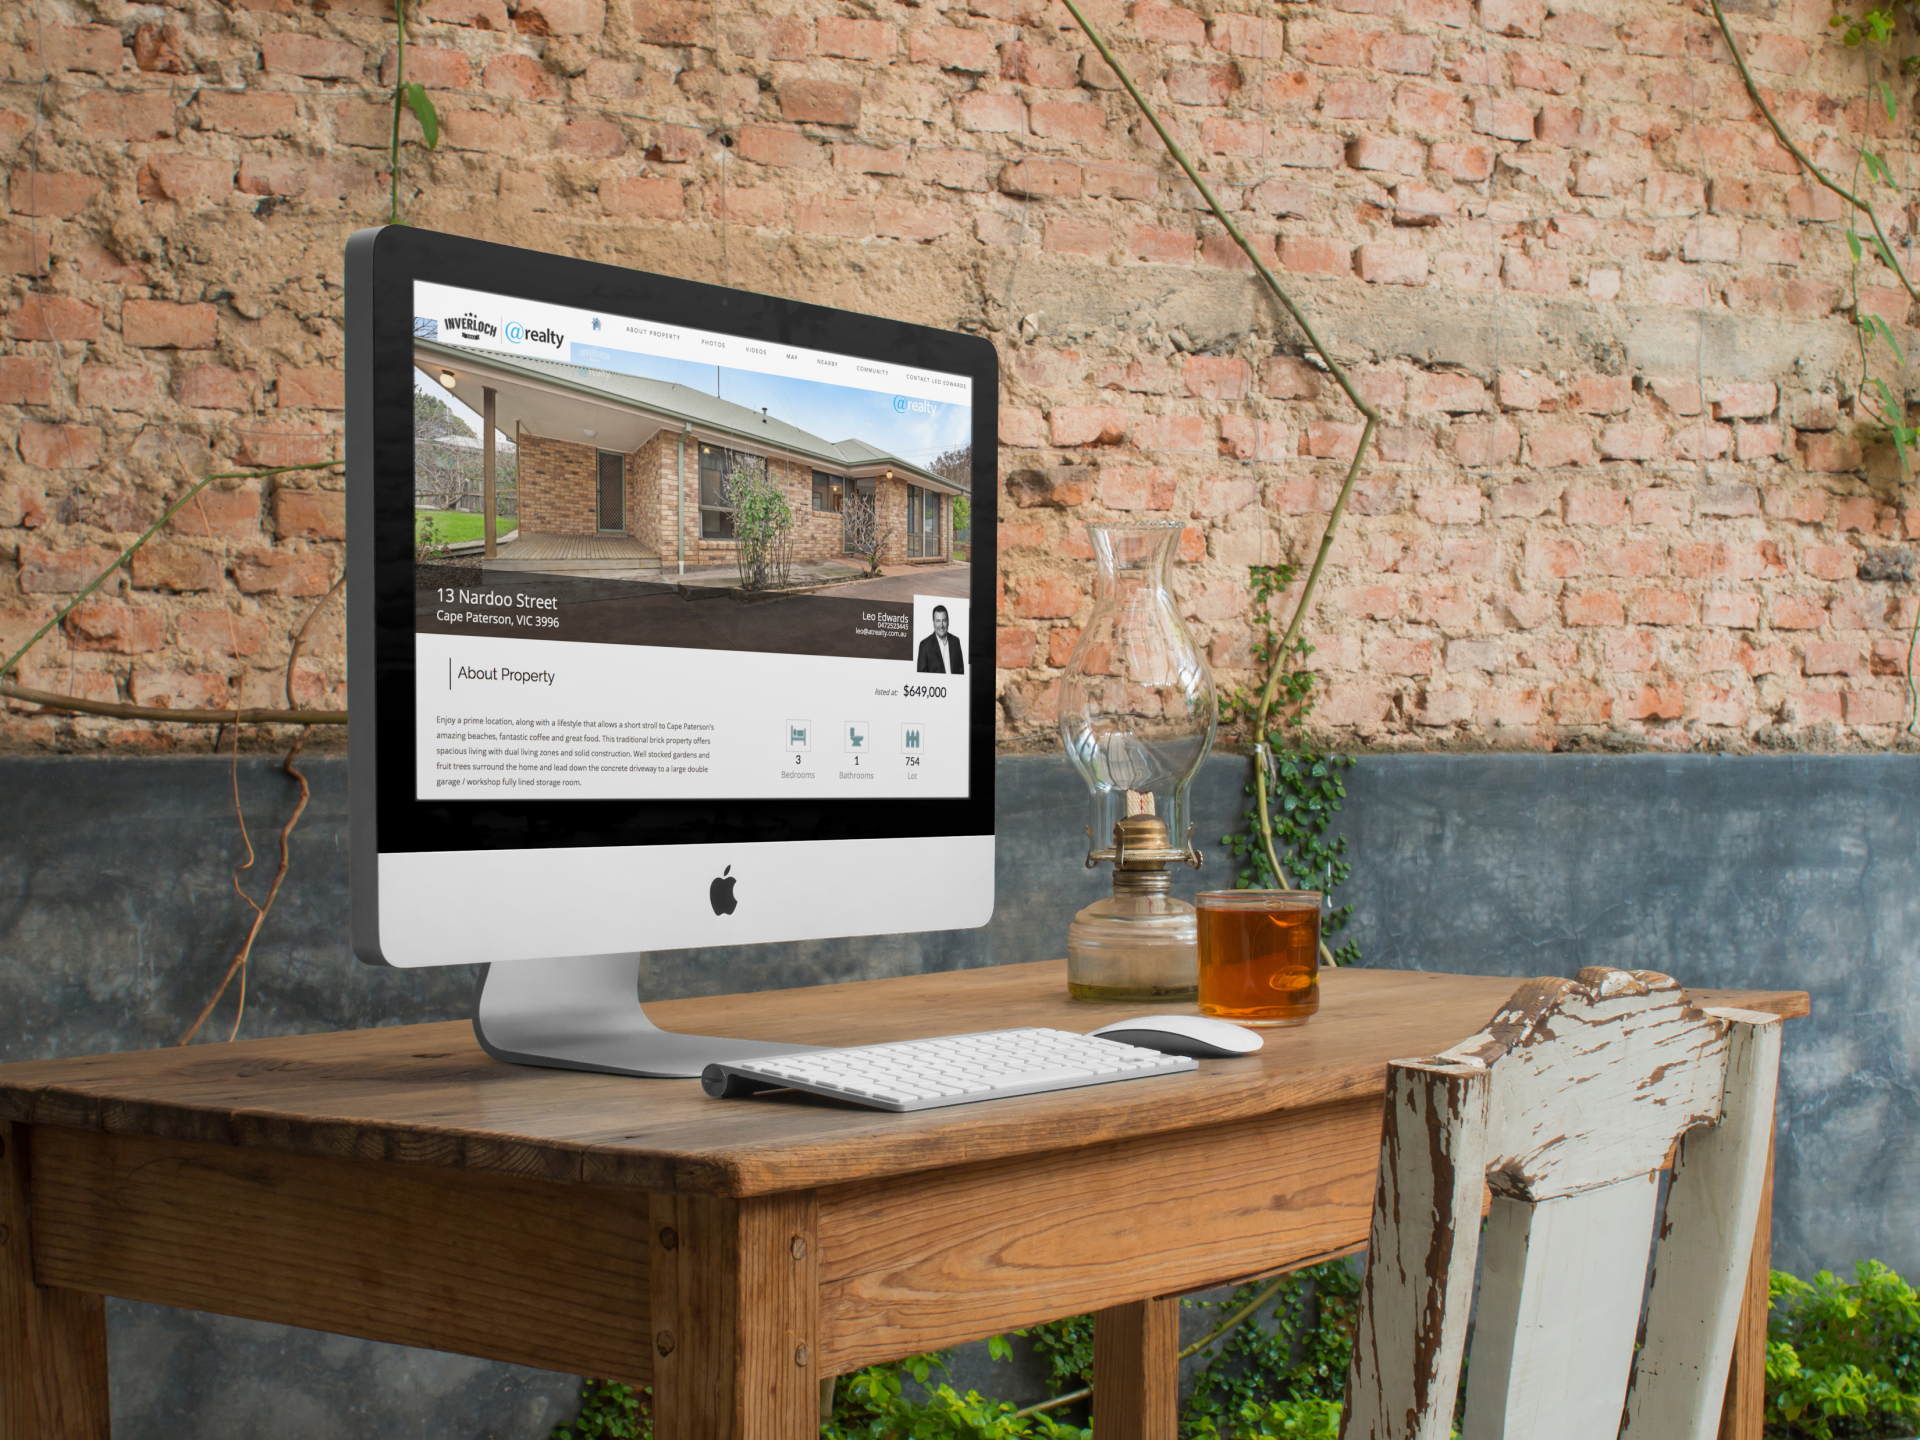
[1,752,1913,1434]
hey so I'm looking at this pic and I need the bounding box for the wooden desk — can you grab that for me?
[0,962,1807,1439]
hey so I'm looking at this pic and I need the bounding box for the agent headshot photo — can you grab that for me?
[916,604,965,674]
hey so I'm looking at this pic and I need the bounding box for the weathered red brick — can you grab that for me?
[64,601,165,654]
[439,109,530,153]
[8,171,103,218]
[197,89,300,137]
[1179,355,1249,401]
[129,668,233,711]
[78,364,161,410]
[910,25,996,72]
[138,154,233,202]
[1006,575,1082,619]
[1455,420,1521,467]
[1048,406,1130,447]
[79,90,177,141]
[1166,60,1243,105]
[1348,134,1425,176]
[780,79,861,127]
[276,367,344,410]
[1473,96,1536,140]
[1771,596,1829,630]
[483,52,559,99]
[997,627,1037,669]
[1798,432,1864,473]
[1527,424,1595,467]
[0,357,54,405]
[177,365,257,408]
[233,550,336,596]
[175,610,269,657]
[737,125,824,169]
[1134,0,1207,43]
[1354,243,1428,284]
[793,194,873,237]
[270,487,347,540]
[602,175,683,218]
[32,24,124,74]
[1288,19,1369,66]
[1842,688,1904,725]
[121,300,217,349]
[260,34,365,78]
[555,117,627,156]
[128,543,222,592]
[816,16,896,59]
[1564,589,1624,625]
[378,46,474,89]
[1502,253,1569,293]
[999,159,1081,198]
[1278,236,1351,276]
[1430,140,1492,180]
[18,423,103,470]
[16,544,121,594]
[238,427,334,468]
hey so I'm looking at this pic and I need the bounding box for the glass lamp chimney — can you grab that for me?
[1058,522,1217,868]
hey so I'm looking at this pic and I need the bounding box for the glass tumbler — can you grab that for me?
[1195,890,1322,1027]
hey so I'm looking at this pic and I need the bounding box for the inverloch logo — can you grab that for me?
[443,313,496,339]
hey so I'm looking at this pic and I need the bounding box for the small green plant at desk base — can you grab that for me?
[1767,1262,1920,1440]
[548,1264,1918,1439]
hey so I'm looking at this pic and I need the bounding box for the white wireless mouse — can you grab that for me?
[1087,1013,1264,1059]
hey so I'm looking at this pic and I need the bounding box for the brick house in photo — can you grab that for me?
[416,339,965,572]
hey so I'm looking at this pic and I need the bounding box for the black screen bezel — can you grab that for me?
[347,226,998,862]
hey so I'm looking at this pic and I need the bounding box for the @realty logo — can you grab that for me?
[893,395,934,415]
[505,321,565,350]
[709,865,738,916]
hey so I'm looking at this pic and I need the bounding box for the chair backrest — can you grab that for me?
[1339,966,1782,1440]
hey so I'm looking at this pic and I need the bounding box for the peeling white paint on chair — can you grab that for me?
[1338,967,1783,1440]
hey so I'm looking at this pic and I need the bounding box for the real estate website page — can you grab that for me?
[410,280,973,803]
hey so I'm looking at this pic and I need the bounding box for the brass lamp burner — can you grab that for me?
[1085,812,1203,883]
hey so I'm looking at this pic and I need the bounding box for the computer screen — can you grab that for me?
[409,279,973,808]
[346,229,997,1068]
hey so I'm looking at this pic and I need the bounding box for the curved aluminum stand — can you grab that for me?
[473,954,814,1079]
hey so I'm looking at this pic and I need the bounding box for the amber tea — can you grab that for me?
[1195,891,1321,1026]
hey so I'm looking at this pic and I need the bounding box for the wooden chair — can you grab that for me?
[1339,966,1782,1440]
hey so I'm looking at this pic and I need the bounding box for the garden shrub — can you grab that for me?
[550,1260,1920,1440]
[1767,1262,1920,1440]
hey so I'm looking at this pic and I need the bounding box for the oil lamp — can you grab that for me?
[1056,521,1217,1000]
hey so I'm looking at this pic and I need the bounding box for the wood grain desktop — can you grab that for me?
[0,961,1808,1439]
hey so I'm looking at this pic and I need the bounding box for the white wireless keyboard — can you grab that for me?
[700,1027,1198,1112]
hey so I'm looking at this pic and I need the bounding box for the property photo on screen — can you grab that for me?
[409,281,974,807]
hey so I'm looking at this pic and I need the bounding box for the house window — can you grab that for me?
[812,471,844,513]
[698,444,764,540]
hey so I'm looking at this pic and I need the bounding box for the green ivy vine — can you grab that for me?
[1217,563,1362,968]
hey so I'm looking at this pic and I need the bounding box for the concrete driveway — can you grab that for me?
[817,564,971,601]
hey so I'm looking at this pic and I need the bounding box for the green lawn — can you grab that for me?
[416,511,516,545]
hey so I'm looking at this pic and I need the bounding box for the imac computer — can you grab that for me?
[345,227,997,1078]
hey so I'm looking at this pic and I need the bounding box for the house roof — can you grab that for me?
[416,339,965,495]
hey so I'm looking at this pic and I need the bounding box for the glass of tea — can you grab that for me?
[1195,890,1322,1026]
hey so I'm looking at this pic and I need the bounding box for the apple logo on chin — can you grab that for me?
[709,865,738,917]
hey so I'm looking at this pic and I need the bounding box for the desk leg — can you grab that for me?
[1092,1297,1179,1440]
[3,1124,110,1439]
[1718,1128,1775,1440]
[649,1191,818,1439]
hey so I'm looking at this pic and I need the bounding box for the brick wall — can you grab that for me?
[515,432,603,534]
[1,0,1914,751]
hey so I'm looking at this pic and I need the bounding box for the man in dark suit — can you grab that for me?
[915,604,964,674]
